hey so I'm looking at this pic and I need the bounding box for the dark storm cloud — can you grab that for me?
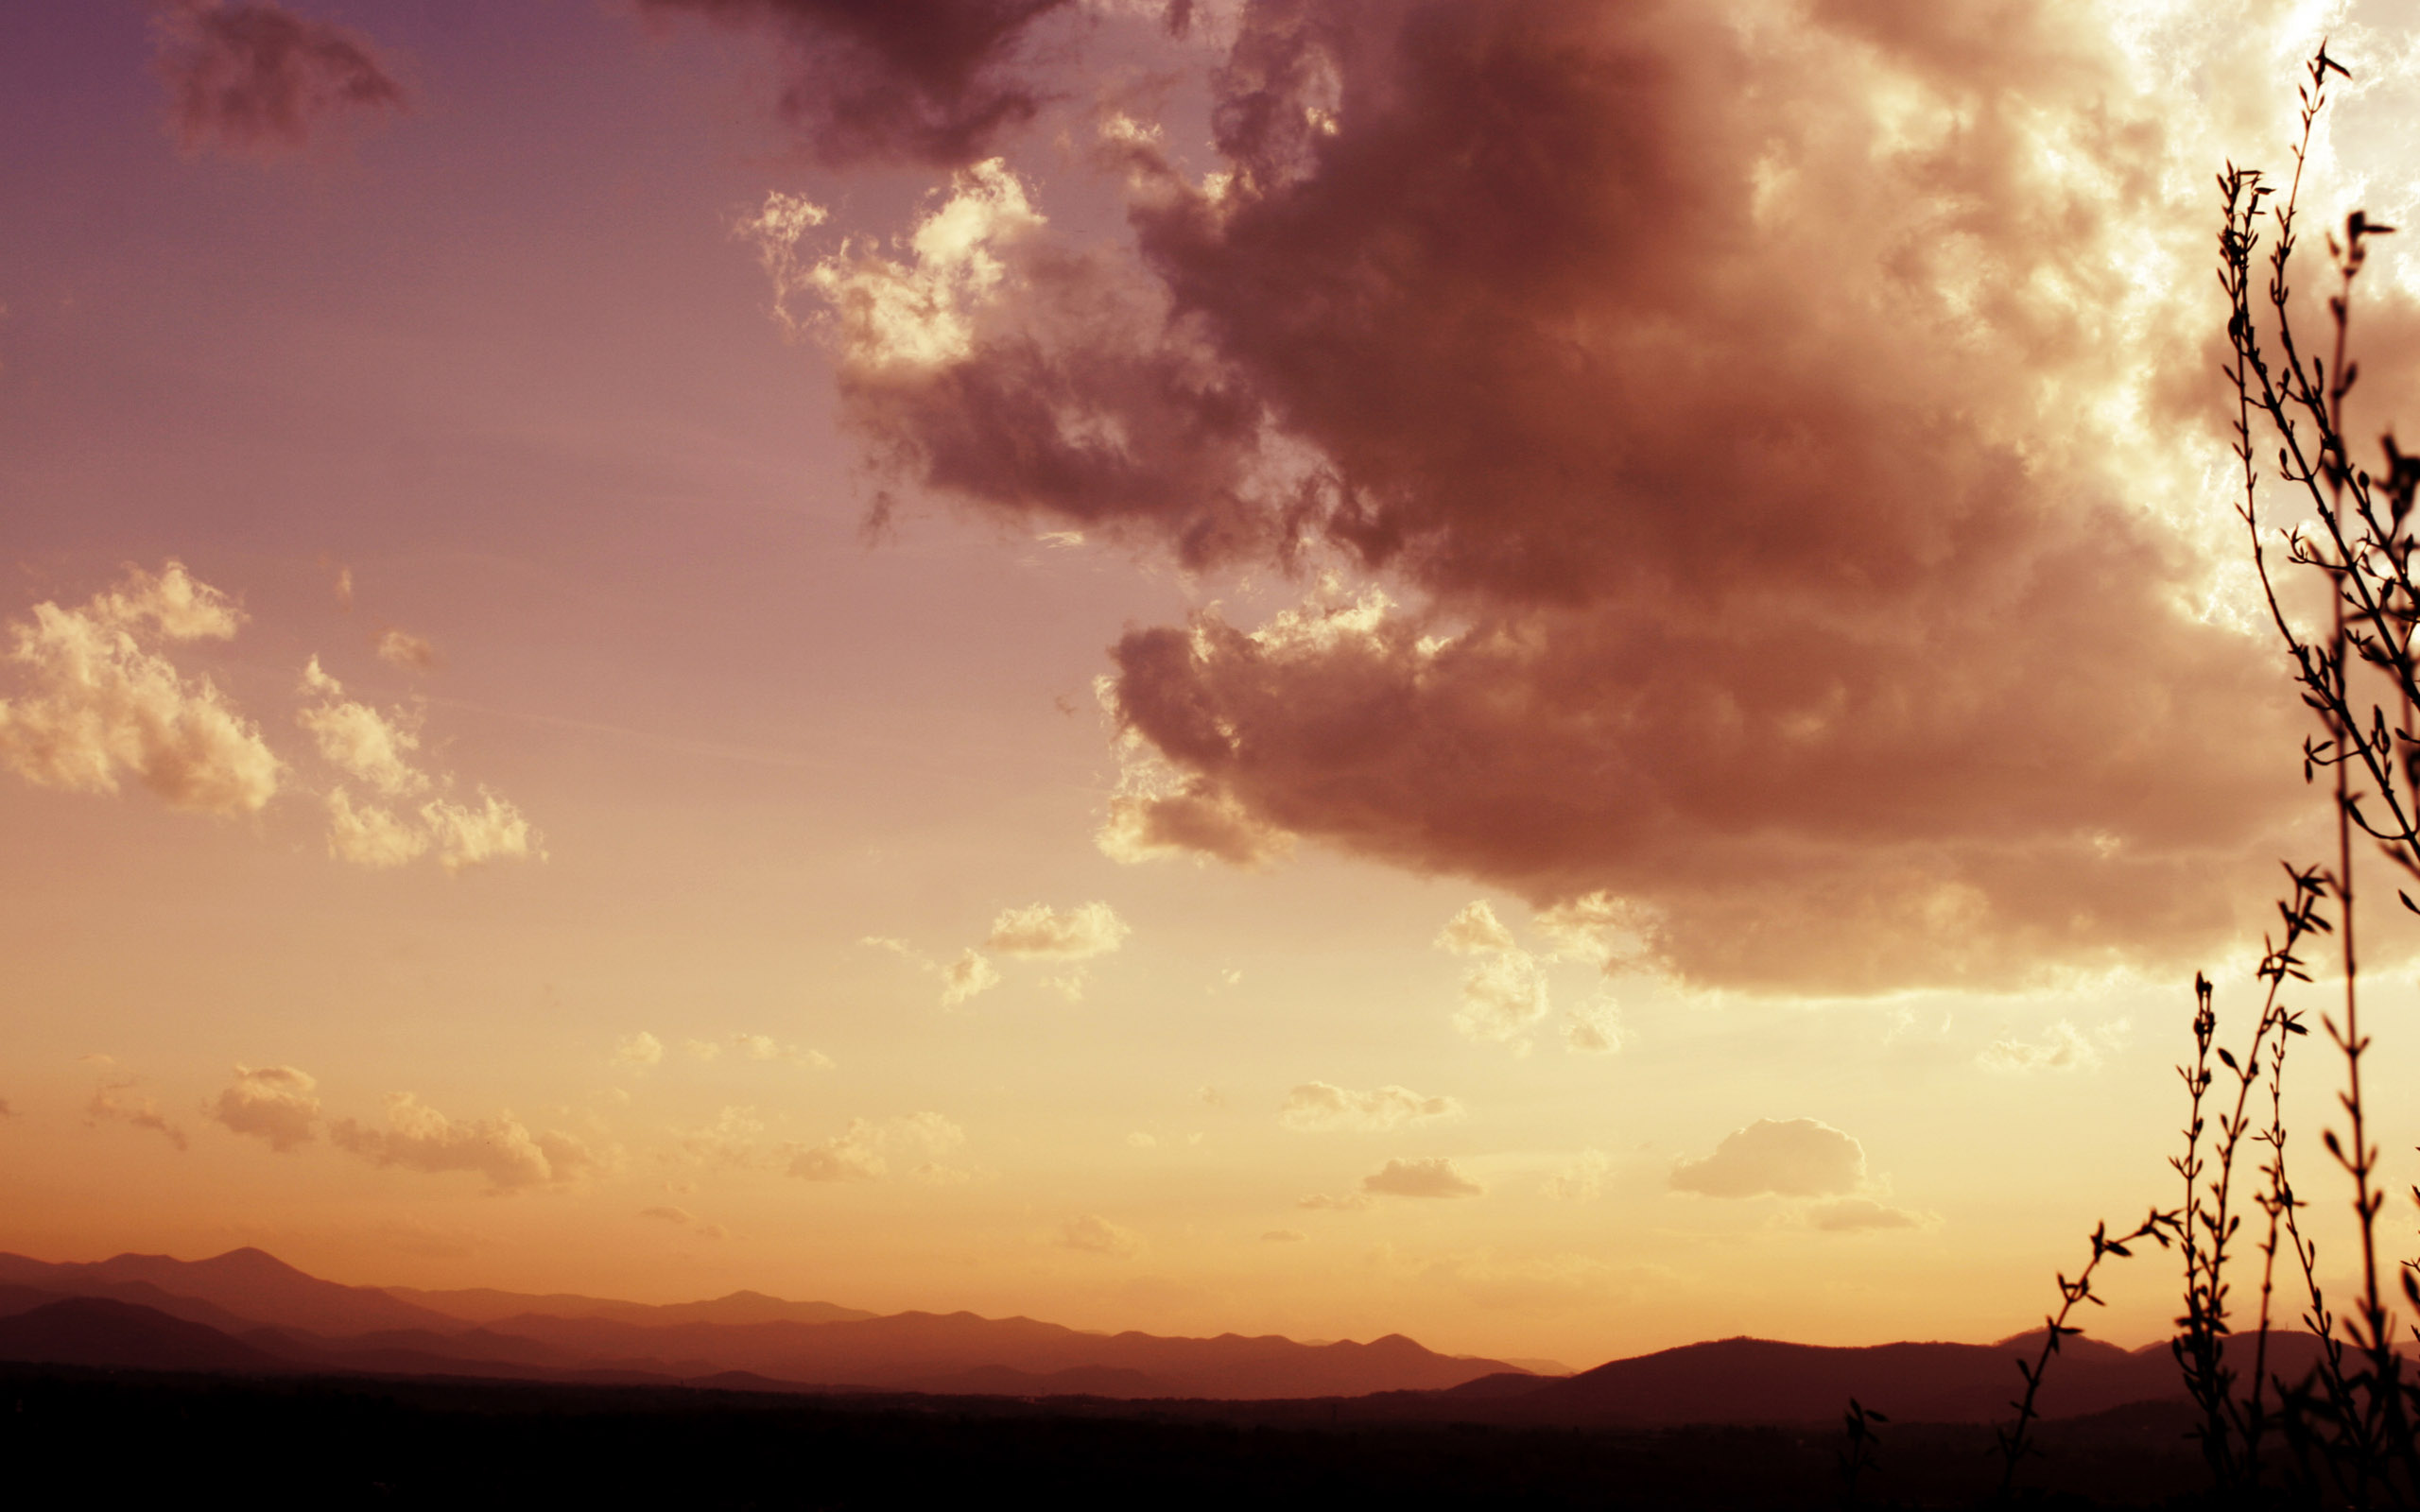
[786,0,2343,992]
[642,0,1077,166]
[152,0,405,161]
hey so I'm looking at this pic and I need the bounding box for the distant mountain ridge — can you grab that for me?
[0,1247,456,1336]
[0,1246,2281,1421]
[384,1283,875,1329]
[1432,1331,2336,1427]
[0,1247,1521,1399]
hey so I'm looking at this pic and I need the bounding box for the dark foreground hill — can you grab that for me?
[1457,1331,2333,1427]
[0,1297,291,1374]
[0,1363,2212,1509]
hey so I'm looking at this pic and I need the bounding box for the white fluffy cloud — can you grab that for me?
[1979,1019,2125,1074]
[786,1118,889,1181]
[1670,1118,1866,1199]
[1297,1192,1376,1211]
[732,1033,834,1068]
[297,660,538,872]
[1809,1197,1927,1232]
[940,949,1000,1005]
[372,627,438,671]
[867,936,1002,1005]
[1437,900,1518,955]
[1362,1156,1485,1199]
[422,791,539,872]
[92,564,244,641]
[1434,902,1551,1045]
[1565,999,1621,1055]
[671,1105,766,1168]
[324,786,430,868]
[613,1032,665,1068]
[0,562,280,816]
[748,162,1044,369]
[329,1092,600,1192]
[207,1064,320,1152]
[1279,1082,1462,1133]
[1057,1212,1143,1257]
[871,904,1127,1005]
[0,565,538,873]
[1541,1149,1611,1202]
[982,901,1132,960]
[1531,892,1659,970]
[784,1111,964,1183]
[297,657,425,796]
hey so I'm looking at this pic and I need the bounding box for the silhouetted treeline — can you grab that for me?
[0,1364,2206,1508]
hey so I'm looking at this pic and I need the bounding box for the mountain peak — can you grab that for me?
[197,1247,312,1277]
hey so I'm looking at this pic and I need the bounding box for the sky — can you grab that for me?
[7,0,2420,1369]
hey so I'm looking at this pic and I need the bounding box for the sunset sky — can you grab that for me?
[9,0,2420,1369]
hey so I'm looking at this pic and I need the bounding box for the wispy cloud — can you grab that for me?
[784,1111,965,1183]
[1278,1081,1461,1133]
[1541,1149,1610,1203]
[1362,1157,1483,1200]
[1296,1192,1375,1212]
[1979,1019,2127,1074]
[1057,1211,1142,1257]
[88,1076,188,1152]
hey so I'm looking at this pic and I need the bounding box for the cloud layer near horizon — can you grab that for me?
[761,0,2353,994]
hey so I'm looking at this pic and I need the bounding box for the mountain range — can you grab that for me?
[0,1246,1524,1398]
[0,1246,2300,1422]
